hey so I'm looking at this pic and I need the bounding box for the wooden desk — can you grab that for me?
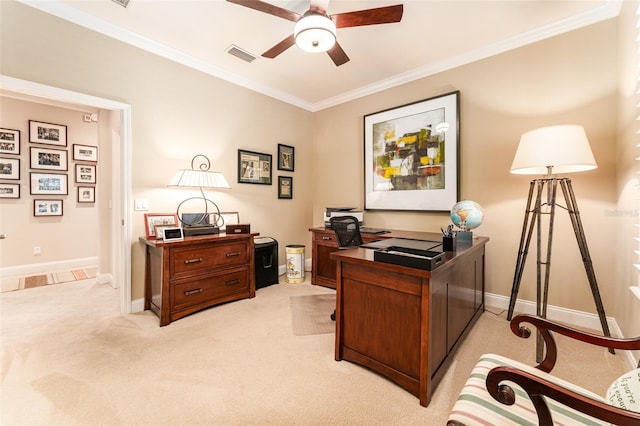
[141,233,257,326]
[310,227,430,289]
[331,233,488,407]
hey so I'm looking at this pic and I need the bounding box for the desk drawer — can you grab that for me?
[171,241,248,276]
[314,230,337,243]
[172,267,249,311]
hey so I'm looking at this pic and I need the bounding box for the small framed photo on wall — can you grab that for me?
[29,120,67,147]
[30,147,68,171]
[73,144,98,162]
[277,144,294,172]
[0,183,20,199]
[0,128,20,155]
[75,164,96,184]
[34,199,63,217]
[278,176,293,199]
[0,157,20,180]
[78,186,95,203]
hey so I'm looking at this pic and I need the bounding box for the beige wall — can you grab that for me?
[0,1,313,300]
[1,0,637,341]
[0,97,100,266]
[313,19,619,315]
[614,1,640,348]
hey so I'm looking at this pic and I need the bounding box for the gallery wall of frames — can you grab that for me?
[0,118,98,217]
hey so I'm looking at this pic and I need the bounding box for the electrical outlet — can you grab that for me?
[33,246,41,255]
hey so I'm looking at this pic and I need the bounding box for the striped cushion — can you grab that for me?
[448,354,608,426]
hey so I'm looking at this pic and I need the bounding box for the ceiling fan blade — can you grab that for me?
[227,0,301,22]
[262,34,296,58]
[332,4,403,28]
[327,42,349,66]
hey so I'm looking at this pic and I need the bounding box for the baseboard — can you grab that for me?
[96,273,117,289]
[131,297,145,313]
[486,292,638,370]
[0,257,98,278]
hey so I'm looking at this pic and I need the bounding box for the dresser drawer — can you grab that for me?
[171,241,248,277]
[172,267,249,311]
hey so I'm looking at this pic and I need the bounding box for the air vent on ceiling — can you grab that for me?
[226,45,257,63]
[111,0,131,8]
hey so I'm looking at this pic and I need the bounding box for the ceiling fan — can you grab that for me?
[227,0,404,66]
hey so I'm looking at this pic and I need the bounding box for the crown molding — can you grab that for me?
[309,0,623,111]
[18,0,622,113]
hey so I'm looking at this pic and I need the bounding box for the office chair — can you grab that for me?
[329,216,363,321]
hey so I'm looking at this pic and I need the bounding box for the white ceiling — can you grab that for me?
[17,0,621,111]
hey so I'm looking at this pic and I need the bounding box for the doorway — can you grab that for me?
[1,75,132,314]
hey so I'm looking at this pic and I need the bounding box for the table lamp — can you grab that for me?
[506,124,612,360]
[168,154,230,236]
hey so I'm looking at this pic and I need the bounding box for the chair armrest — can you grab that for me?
[487,366,640,425]
[511,314,640,372]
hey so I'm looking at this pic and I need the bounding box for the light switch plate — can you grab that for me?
[134,199,149,211]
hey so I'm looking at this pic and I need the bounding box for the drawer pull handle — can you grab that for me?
[322,236,331,240]
[226,252,241,258]
[184,288,203,296]
[184,258,203,264]
[226,279,241,286]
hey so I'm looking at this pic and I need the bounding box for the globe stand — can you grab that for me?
[455,230,473,244]
[506,176,612,362]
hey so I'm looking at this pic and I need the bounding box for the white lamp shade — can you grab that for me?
[294,14,336,53]
[169,169,230,189]
[510,125,597,175]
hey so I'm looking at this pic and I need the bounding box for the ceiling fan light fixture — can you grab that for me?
[294,13,336,53]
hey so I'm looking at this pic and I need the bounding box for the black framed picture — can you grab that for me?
[73,144,98,162]
[0,183,20,199]
[364,91,460,212]
[278,176,292,199]
[30,147,68,171]
[78,186,95,203]
[29,120,67,147]
[277,144,294,172]
[30,172,68,195]
[238,149,272,185]
[34,199,63,217]
[75,164,96,184]
[0,157,20,180]
[0,128,20,155]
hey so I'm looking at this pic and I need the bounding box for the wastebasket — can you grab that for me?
[254,237,278,289]
[285,245,305,283]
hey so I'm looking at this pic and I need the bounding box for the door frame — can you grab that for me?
[1,75,132,313]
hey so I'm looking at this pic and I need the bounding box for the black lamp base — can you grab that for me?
[183,225,220,237]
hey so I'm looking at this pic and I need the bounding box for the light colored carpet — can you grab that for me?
[290,293,336,336]
[1,267,97,292]
[0,275,629,425]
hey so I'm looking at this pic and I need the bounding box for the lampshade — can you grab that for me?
[294,13,336,53]
[169,169,230,189]
[510,125,597,175]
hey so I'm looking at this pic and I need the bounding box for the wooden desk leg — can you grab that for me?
[334,259,343,362]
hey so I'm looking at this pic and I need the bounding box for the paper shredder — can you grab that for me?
[254,237,278,289]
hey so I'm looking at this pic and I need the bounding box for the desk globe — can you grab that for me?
[451,200,484,231]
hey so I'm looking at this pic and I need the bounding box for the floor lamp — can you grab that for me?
[506,125,612,361]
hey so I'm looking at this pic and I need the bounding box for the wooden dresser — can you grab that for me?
[141,233,256,326]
